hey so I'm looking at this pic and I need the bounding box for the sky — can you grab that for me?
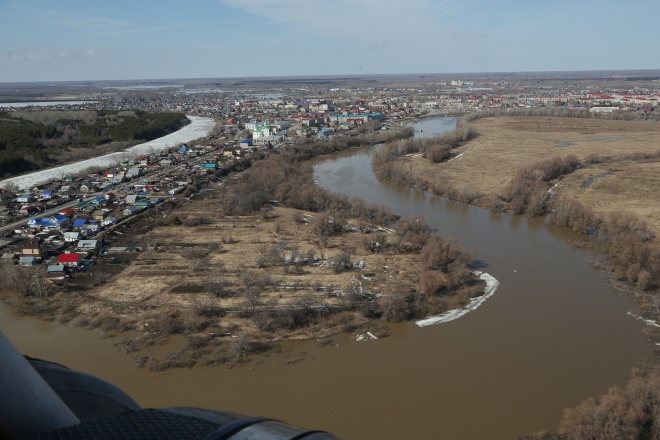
[1,0,659,82]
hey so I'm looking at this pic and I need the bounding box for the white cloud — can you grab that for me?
[36,10,133,31]
[85,49,98,56]
[219,0,450,39]
[97,20,253,36]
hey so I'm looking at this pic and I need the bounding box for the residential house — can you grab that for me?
[58,208,78,216]
[72,219,87,229]
[125,195,138,205]
[76,240,99,251]
[92,210,107,220]
[64,232,81,242]
[19,256,39,266]
[22,237,45,259]
[81,224,101,235]
[123,206,139,216]
[19,205,38,216]
[17,193,35,203]
[58,253,81,267]
[126,168,142,178]
[101,216,118,226]
[80,182,96,193]
[48,214,69,229]
[134,200,153,209]
[1,253,18,262]
[47,265,65,273]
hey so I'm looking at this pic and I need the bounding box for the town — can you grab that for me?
[1,72,659,287]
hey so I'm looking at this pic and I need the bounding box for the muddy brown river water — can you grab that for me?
[0,117,654,439]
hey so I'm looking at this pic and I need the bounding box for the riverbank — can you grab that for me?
[398,115,660,233]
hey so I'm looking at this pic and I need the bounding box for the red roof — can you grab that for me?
[58,253,80,263]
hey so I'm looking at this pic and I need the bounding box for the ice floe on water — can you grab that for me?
[627,311,660,329]
[1,116,216,190]
[415,271,500,327]
[355,332,379,342]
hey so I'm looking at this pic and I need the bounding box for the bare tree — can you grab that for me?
[362,232,387,253]
[205,276,233,298]
[1,264,40,298]
[230,333,252,362]
[331,252,352,274]
[2,181,19,193]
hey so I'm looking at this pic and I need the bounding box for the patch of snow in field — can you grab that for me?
[1,116,216,190]
[447,153,465,162]
[547,182,561,195]
[415,271,500,327]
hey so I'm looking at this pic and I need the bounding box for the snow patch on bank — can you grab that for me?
[627,311,660,329]
[1,116,216,190]
[415,271,500,327]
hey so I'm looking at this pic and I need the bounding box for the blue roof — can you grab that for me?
[73,219,86,227]
[42,191,52,196]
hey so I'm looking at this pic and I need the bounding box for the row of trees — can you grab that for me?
[463,107,660,123]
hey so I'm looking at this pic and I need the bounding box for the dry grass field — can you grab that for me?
[403,116,660,231]
[556,159,660,233]
[73,191,426,342]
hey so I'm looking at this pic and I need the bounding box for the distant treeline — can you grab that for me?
[0,110,188,177]
[463,107,660,122]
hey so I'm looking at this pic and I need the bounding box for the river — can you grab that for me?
[0,117,654,439]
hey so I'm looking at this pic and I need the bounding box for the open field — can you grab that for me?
[64,190,433,343]
[556,159,660,233]
[402,116,660,230]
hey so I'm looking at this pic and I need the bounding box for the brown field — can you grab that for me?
[70,191,426,342]
[556,159,660,233]
[403,116,660,230]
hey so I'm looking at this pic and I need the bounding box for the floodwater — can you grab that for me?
[0,117,654,440]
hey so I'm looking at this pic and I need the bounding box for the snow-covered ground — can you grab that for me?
[415,271,500,327]
[1,116,216,190]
